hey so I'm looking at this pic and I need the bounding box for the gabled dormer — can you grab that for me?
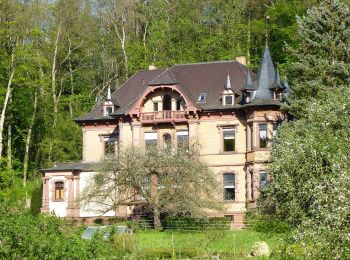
[222,73,235,106]
[269,69,284,101]
[103,86,114,116]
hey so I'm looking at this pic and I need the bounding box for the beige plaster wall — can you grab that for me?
[82,124,118,162]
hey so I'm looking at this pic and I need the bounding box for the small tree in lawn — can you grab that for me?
[81,142,223,229]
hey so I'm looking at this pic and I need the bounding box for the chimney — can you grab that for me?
[235,56,247,66]
[149,65,157,70]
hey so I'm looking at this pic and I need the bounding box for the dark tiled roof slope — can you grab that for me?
[75,69,164,122]
[40,162,97,172]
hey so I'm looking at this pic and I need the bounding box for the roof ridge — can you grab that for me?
[173,60,238,67]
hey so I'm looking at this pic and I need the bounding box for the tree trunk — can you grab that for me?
[48,24,61,162]
[0,45,17,162]
[23,85,39,188]
[68,57,74,117]
[153,207,161,229]
[247,13,251,65]
[7,125,12,182]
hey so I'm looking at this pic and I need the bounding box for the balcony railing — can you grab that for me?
[140,110,187,123]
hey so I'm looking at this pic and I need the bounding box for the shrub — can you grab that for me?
[253,219,291,234]
[163,216,230,230]
[137,247,198,259]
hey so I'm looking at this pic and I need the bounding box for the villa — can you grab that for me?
[41,43,289,228]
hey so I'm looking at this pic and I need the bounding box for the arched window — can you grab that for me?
[163,133,172,148]
[163,95,172,110]
[223,173,235,201]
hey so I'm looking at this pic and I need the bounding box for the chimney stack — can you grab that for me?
[149,65,157,70]
[235,56,247,66]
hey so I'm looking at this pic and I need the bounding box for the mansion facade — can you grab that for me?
[41,44,289,228]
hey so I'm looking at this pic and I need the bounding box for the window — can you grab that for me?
[245,92,251,103]
[145,132,157,148]
[223,128,235,152]
[259,124,267,148]
[153,102,159,112]
[176,99,182,111]
[55,182,64,200]
[105,106,113,115]
[163,133,172,148]
[274,91,283,101]
[223,173,235,201]
[225,95,234,106]
[163,95,172,110]
[176,130,188,146]
[259,171,268,190]
[247,124,253,150]
[104,136,116,158]
[197,93,207,103]
[273,122,280,138]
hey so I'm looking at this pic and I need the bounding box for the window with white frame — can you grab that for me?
[224,95,234,106]
[145,132,157,148]
[105,106,114,116]
[197,93,207,103]
[104,135,117,158]
[54,181,64,200]
[259,124,267,148]
[176,130,189,147]
[223,128,235,152]
[223,173,235,201]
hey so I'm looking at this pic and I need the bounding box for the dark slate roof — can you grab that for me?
[77,52,293,122]
[149,69,177,86]
[171,61,253,110]
[41,162,97,172]
[75,69,164,122]
[253,46,276,100]
[242,70,257,91]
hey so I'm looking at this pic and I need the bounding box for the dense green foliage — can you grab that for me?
[258,1,350,258]
[0,0,322,199]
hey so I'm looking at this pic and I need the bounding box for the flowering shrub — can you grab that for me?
[258,87,350,259]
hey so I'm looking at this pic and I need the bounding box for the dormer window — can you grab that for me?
[274,91,283,101]
[197,93,207,103]
[245,92,251,103]
[224,95,234,106]
[105,106,114,116]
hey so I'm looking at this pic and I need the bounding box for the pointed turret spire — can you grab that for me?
[253,44,276,100]
[242,70,256,91]
[106,86,112,101]
[270,67,283,90]
[225,73,232,90]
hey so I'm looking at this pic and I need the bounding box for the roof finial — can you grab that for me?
[106,86,112,101]
[265,16,270,48]
[225,72,232,90]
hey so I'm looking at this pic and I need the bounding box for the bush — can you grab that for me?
[137,247,198,259]
[0,203,139,259]
[253,219,291,234]
[163,216,230,230]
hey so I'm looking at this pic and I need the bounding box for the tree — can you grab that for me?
[81,143,223,229]
[257,1,350,257]
[287,0,350,116]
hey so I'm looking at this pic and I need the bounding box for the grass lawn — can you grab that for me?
[135,229,282,258]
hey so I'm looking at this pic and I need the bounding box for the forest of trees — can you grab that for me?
[1,0,350,258]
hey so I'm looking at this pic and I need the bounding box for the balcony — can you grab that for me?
[140,110,187,124]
